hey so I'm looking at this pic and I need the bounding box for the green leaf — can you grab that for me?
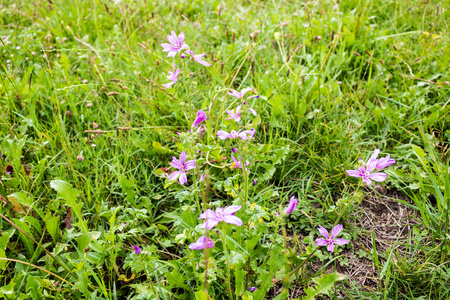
[302,273,346,300]
[50,180,88,233]
[411,144,426,165]
[45,216,60,242]
[194,290,209,300]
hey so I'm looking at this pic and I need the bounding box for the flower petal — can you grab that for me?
[368,172,387,182]
[179,151,187,165]
[184,160,196,170]
[216,130,230,140]
[189,236,214,250]
[362,177,372,185]
[170,157,183,169]
[346,170,362,177]
[178,32,185,44]
[315,238,329,246]
[178,172,187,185]
[198,209,217,220]
[201,219,220,230]
[285,196,298,214]
[330,224,343,239]
[222,215,243,227]
[370,149,380,161]
[241,87,253,97]
[327,242,335,252]
[169,171,182,182]
[333,238,350,245]
[223,205,242,216]
[317,225,330,239]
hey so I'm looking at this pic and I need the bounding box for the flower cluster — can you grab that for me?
[152,31,400,278]
[346,149,395,185]
[161,31,211,89]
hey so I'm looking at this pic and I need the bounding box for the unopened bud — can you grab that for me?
[252,179,258,186]
[65,110,72,117]
[77,154,84,162]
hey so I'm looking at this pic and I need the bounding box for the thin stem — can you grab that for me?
[0,213,78,280]
[274,247,319,284]
[203,230,210,299]
[333,181,362,226]
[192,168,201,212]
[222,224,233,300]
[143,262,158,296]
[183,58,191,123]
[0,258,73,286]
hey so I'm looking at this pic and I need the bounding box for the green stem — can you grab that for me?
[203,229,210,299]
[222,224,233,300]
[0,258,73,286]
[275,247,319,284]
[183,58,191,123]
[192,169,201,212]
[333,181,362,226]
[260,215,283,266]
[0,213,78,280]
[143,262,158,297]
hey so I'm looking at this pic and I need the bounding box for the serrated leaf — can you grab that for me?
[50,180,87,233]
[302,273,346,300]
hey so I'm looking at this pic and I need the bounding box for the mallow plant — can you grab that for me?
[123,31,396,299]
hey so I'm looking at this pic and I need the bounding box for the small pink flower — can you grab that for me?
[228,87,253,98]
[315,224,350,253]
[189,236,214,250]
[231,155,249,170]
[285,196,297,214]
[198,205,243,229]
[192,110,207,127]
[216,129,255,141]
[162,66,180,89]
[169,151,196,185]
[346,149,394,185]
[161,31,186,57]
[226,105,241,122]
[249,108,258,117]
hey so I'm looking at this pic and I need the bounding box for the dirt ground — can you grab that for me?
[288,186,420,299]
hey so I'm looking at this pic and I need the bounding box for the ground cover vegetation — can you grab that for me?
[0,0,449,299]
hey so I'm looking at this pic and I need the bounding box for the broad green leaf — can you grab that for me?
[45,216,60,242]
[50,180,87,233]
[302,273,346,300]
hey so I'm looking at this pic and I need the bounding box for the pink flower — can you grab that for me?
[345,149,394,185]
[161,31,186,57]
[186,50,211,66]
[228,87,253,98]
[192,110,207,127]
[285,196,297,214]
[198,205,243,229]
[249,108,257,117]
[169,151,196,185]
[193,53,211,67]
[226,105,241,122]
[134,245,141,255]
[216,129,255,140]
[189,236,214,250]
[162,66,180,89]
[315,224,350,252]
[231,155,249,170]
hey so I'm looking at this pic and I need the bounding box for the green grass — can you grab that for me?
[0,0,449,299]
